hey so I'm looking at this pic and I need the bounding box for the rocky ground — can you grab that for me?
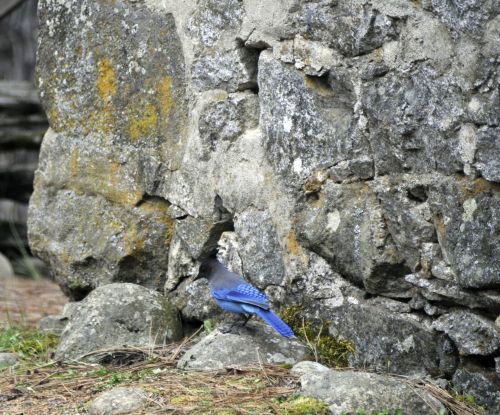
[0,278,485,415]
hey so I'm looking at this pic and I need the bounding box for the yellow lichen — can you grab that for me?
[159,75,174,117]
[96,57,117,133]
[69,149,79,178]
[129,102,158,141]
[122,223,146,255]
[287,229,302,257]
[137,199,176,246]
[97,58,117,101]
[66,155,143,206]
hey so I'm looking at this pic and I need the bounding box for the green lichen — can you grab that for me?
[281,304,355,367]
[278,394,329,415]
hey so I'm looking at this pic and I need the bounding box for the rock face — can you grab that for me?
[55,283,183,362]
[31,0,500,409]
[292,361,443,415]
[177,322,309,371]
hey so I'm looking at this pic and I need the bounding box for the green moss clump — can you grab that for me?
[0,326,59,362]
[281,304,355,367]
[279,395,329,415]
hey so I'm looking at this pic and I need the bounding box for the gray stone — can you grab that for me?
[329,303,457,377]
[293,361,443,415]
[55,283,183,362]
[88,386,146,415]
[235,209,285,287]
[406,273,500,313]
[432,310,500,356]
[452,364,500,414]
[259,49,361,188]
[198,92,259,161]
[295,180,409,297]
[287,2,397,57]
[373,175,437,271]
[428,177,500,289]
[290,360,330,376]
[177,321,308,371]
[0,352,18,368]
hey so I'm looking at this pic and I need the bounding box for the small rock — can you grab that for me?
[432,310,500,356]
[293,362,443,415]
[177,321,308,371]
[291,360,331,376]
[55,283,183,362]
[0,352,18,368]
[0,252,14,279]
[88,386,146,415]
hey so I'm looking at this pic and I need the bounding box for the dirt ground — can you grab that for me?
[0,277,67,327]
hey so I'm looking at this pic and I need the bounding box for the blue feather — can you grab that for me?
[224,284,270,309]
[202,258,295,338]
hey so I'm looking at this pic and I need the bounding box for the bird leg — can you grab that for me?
[239,314,252,327]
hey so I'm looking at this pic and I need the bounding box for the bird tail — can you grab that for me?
[254,308,295,338]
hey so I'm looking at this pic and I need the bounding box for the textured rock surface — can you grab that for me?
[177,322,308,371]
[452,364,500,414]
[328,303,457,376]
[433,310,500,356]
[292,361,442,415]
[55,283,182,362]
[88,387,146,415]
[31,0,500,409]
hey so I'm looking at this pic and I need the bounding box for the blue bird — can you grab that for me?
[198,257,294,338]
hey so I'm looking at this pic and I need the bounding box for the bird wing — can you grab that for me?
[219,283,270,310]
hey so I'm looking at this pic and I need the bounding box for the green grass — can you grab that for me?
[0,326,58,362]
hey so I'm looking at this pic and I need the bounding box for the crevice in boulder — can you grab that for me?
[197,195,235,260]
[135,193,171,208]
[463,355,496,369]
[407,184,429,203]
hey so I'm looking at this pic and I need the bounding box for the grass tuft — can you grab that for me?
[0,326,58,362]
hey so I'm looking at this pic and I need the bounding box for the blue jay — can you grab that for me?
[198,257,294,338]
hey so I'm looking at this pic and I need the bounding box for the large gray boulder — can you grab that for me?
[292,361,443,415]
[177,321,309,371]
[55,283,183,362]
